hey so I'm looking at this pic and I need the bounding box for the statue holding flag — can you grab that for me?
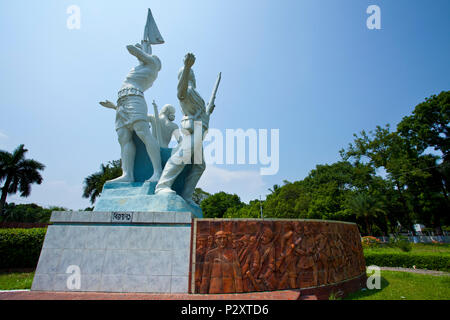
[99,9,165,183]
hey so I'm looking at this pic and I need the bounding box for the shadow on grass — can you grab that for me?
[344,276,390,300]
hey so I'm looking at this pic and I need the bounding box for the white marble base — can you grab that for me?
[31,211,192,293]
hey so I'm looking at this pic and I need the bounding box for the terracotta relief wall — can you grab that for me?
[191,219,366,294]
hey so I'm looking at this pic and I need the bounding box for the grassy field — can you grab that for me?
[345,270,450,300]
[364,243,450,256]
[0,271,34,290]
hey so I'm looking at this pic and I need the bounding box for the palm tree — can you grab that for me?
[348,192,385,235]
[0,144,45,214]
[83,160,122,204]
[268,184,280,194]
[192,188,211,205]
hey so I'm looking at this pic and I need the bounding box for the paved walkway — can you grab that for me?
[0,289,316,300]
[379,267,450,276]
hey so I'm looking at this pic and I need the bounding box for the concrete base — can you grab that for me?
[94,182,203,218]
[31,211,192,293]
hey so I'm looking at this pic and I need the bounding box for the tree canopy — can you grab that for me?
[0,144,45,214]
[200,191,243,218]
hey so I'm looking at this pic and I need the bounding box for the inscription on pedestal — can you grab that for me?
[111,212,133,223]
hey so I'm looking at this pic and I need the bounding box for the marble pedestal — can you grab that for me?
[31,211,192,293]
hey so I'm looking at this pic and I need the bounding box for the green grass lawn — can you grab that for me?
[364,243,450,256]
[0,271,34,290]
[345,270,450,300]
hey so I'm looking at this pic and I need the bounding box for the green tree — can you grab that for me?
[397,91,449,163]
[200,191,243,218]
[192,188,211,205]
[1,202,67,223]
[340,125,431,234]
[347,192,386,235]
[258,161,376,224]
[224,199,262,218]
[0,144,45,214]
[397,91,450,233]
[82,160,122,204]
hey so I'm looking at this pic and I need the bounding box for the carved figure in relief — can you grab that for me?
[200,231,243,294]
[240,235,261,292]
[314,225,331,285]
[295,225,318,287]
[277,223,301,289]
[327,233,338,284]
[195,235,208,290]
[253,228,277,290]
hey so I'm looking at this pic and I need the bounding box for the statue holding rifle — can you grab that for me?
[155,53,221,206]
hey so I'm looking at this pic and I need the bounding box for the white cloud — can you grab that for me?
[198,165,269,203]
[7,180,91,210]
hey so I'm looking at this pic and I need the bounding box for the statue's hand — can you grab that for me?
[208,103,215,114]
[184,53,196,68]
[99,100,116,110]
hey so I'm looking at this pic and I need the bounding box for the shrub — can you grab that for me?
[364,251,450,272]
[396,239,412,252]
[0,228,47,269]
[387,236,412,252]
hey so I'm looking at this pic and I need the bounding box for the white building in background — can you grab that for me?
[414,224,426,234]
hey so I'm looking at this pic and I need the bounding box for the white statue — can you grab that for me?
[99,9,164,183]
[155,53,220,206]
[148,101,182,148]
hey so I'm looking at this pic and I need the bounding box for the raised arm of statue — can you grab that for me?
[126,44,155,65]
[177,53,195,100]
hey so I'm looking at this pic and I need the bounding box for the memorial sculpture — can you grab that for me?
[92,9,221,217]
[32,8,367,299]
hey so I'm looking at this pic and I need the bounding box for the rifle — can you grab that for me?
[152,100,163,147]
[207,72,221,115]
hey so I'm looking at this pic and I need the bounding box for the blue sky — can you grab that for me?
[1,0,449,209]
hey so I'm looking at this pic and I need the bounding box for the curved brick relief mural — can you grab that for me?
[191,219,366,294]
